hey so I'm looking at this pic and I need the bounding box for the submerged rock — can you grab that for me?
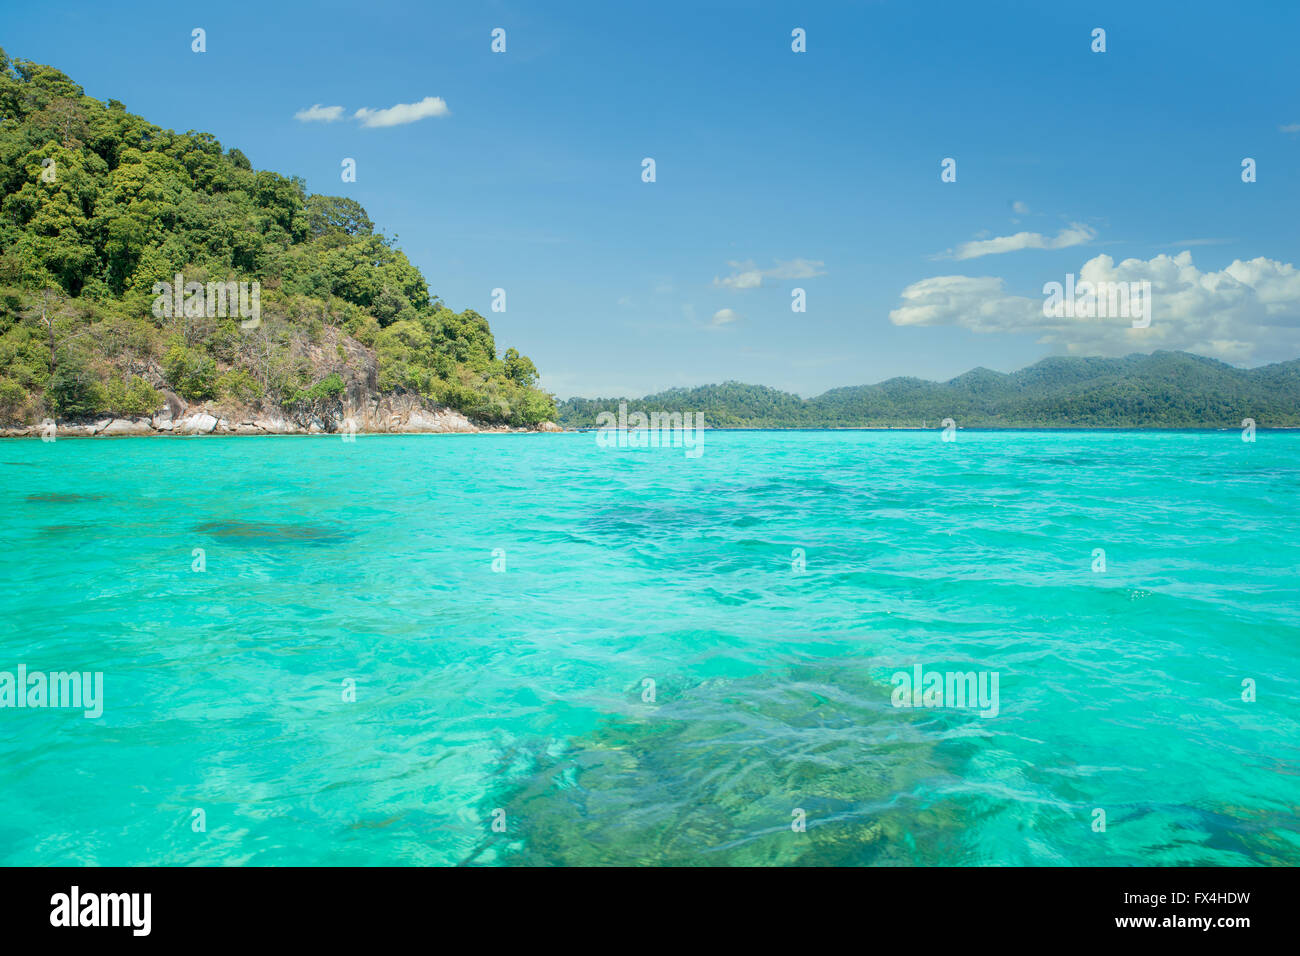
[466,662,977,866]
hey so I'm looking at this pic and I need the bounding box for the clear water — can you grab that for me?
[1,431,1297,866]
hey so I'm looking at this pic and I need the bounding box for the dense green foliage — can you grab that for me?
[558,352,1300,428]
[0,49,554,425]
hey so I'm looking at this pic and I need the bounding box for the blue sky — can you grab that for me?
[4,0,1299,397]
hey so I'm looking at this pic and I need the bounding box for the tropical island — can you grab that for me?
[0,49,557,436]
[558,351,1300,429]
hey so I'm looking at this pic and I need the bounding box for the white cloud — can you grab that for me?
[716,264,763,290]
[890,275,1040,334]
[768,258,826,280]
[353,96,450,128]
[889,251,1300,362]
[1279,123,1300,134]
[295,104,345,123]
[1012,200,1031,215]
[939,223,1096,261]
[711,308,741,326]
[714,258,826,290]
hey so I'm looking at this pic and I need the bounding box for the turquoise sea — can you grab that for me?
[1,430,1297,866]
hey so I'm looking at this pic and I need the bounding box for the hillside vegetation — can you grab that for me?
[0,49,555,429]
[558,352,1300,428]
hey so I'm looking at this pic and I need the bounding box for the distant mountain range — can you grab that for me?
[556,352,1300,428]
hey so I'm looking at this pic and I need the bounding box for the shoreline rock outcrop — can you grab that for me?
[0,395,563,437]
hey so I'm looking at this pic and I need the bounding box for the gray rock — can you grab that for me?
[179,413,218,434]
[161,390,186,419]
[99,418,154,436]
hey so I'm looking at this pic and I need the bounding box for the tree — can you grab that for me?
[34,287,88,377]
[306,195,373,238]
[47,352,101,416]
[33,97,89,148]
[503,348,538,387]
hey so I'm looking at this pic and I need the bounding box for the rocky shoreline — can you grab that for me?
[1,392,563,437]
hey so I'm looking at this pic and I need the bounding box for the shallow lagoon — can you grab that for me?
[1,431,1297,865]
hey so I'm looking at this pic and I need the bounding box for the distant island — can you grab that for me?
[557,351,1300,429]
[0,50,557,436]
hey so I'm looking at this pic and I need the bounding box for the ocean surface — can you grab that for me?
[1,430,1297,866]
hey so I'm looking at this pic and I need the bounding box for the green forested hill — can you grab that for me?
[0,49,554,427]
[558,352,1300,428]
